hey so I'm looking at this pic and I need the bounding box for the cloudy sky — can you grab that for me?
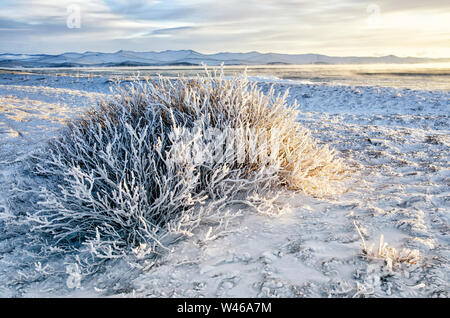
[0,0,449,57]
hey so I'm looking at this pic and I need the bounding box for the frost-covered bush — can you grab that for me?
[27,69,346,258]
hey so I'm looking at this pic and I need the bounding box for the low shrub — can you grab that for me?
[27,69,347,258]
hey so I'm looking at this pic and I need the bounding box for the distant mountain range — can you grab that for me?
[0,50,448,68]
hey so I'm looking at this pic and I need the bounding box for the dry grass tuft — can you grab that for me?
[354,221,420,268]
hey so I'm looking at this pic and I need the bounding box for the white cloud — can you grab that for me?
[0,0,449,57]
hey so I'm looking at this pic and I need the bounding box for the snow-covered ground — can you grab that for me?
[0,71,448,297]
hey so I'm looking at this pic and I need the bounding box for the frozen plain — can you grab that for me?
[0,70,448,297]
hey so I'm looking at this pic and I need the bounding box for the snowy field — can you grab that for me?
[0,69,448,297]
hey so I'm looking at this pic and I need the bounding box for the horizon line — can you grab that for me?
[1,50,449,60]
